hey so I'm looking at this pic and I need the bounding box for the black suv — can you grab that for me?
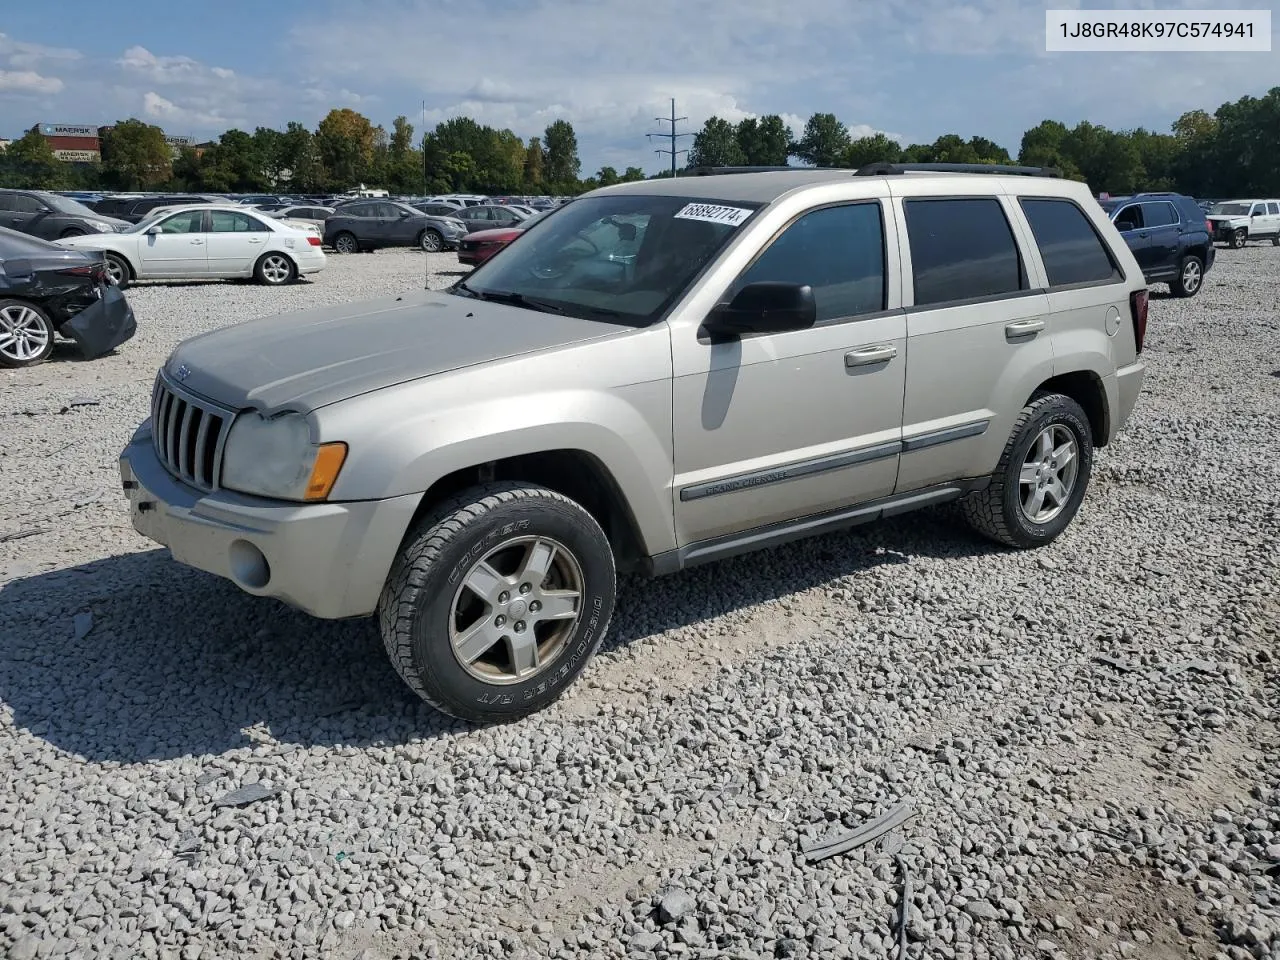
[1098,192,1214,298]
[0,189,129,239]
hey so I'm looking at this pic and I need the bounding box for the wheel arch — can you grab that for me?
[255,248,298,276]
[105,249,137,281]
[1029,369,1110,447]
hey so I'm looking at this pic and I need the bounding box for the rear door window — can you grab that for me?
[903,197,1027,307]
[1018,198,1122,288]
[1141,202,1177,227]
[1268,202,1280,215]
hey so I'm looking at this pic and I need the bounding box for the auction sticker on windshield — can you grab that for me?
[674,203,753,226]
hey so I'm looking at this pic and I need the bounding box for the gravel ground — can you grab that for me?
[1,247,1278,960]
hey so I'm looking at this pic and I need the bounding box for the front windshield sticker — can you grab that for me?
[673,203,753,227]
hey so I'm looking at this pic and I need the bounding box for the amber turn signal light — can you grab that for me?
[304,443,348,501]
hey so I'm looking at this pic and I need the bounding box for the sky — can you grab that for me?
[0,0,1275,177]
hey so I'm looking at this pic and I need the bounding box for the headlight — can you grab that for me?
[220,411,347,501]
[91,221,115,233]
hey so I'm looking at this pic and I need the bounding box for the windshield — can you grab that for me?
[43,194,104,218]
[454,194,759,325]
[1210,202,1252,216]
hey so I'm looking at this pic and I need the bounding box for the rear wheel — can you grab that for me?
[378,482,617,723]
[105,253,132,289]
[961,393,1093,549]
[60,227,87,239]
[419,229,443,252]
[332,232,359,254]
[1171,254,1203,297]
[1271,235,1279,247]
[0,299,56,368]
[254,252,295,286]
[1230,228,1247,249]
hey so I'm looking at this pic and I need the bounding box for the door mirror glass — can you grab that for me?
[1115,220,1136,232]
[146,224,162,235]
[703,282,817,337]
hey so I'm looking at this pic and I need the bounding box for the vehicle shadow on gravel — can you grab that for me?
[0,508,993,762]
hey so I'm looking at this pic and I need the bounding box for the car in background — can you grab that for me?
[1098,192,1214,297]
[452,204,531,232]
[58,204,325,288]
[0,226,136,368]
[92,194,227,224]
[263,205,335,232]
[1206,199,1280,248]
[411,202,464,218]
[456,209,552,266]
[0,189,130,239]
[323,200,467,253]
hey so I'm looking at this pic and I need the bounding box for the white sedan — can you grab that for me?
[58,204,325,288]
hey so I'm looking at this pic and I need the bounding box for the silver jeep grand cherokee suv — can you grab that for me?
[120,163,1149,722]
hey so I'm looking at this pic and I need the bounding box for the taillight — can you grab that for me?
[307,236,322,246]
[57,264,95,276]
[1129,288,1149,354]
[1205,219,1212,234]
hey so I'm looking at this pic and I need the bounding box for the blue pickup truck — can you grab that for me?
[1098,192,1214,298]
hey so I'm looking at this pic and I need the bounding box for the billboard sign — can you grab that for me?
[53,149,101,162]
[40,123,99,137]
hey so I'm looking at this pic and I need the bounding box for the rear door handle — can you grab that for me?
[844,344,898,367]
[1005,318,1045,338]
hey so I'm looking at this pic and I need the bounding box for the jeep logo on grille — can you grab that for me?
[174,364,191,381]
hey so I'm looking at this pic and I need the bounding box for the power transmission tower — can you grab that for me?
[647,98,692,178]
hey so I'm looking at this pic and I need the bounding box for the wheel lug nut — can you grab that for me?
[514,621,526,633]
[497,591,509,604]
[519,583,532,595]
[494,615,506,627]
[529,601,541,613]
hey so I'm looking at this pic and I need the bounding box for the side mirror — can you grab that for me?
[704,282,817,337]
[146,224,162,235]
[399,210,411,218]
[1115,220,1135,232]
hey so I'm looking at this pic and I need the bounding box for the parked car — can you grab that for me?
[323,200,467,253]
[1098,192,1214,297]
[411,202,464,218]
[452,204,531,232]
[58,204,325,288]
[92,194,227,224]
[1206,199,1280,248]
[0,189,130,239]
[119,162,1148,723]
[457,209,556,265]
[0,226,136,368]
[266,204,335,230]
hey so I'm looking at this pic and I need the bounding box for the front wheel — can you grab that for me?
[332,232,358,254]
[60,228,87,239]
[419,229,443,252]
[0,299,56,368]
[1230,228,1247,249]
[254,252,295,286]
[1171,254,1203,298]
[378,482,617,723]
[961,393,1094,549]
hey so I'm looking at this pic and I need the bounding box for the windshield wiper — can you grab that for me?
[469,289,566,315]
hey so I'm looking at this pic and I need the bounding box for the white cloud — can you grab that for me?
[0,69,63,94]
[143,90,238,129]
[0,33,81,69]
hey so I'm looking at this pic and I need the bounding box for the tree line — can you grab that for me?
[1,86,1277,198]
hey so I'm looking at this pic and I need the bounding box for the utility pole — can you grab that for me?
[646,98,692,178]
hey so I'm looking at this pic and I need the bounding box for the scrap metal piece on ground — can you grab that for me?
[1165,659,1218,677]
[802,800,916,862]
[211,783,280,808]
[0,527,49,543]
[1092,654,1140,673]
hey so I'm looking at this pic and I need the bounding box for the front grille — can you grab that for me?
[150,375,235,491]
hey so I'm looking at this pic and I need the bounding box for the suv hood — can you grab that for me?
[165,289,629,413]
[1206,215,1248,227]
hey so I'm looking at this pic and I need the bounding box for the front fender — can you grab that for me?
[318,380,677,556]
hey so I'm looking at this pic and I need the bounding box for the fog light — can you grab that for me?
[229,539,270,589]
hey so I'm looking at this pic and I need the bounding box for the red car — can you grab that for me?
[457,210,549,266]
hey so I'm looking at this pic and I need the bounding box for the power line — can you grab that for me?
[646,98,693,178]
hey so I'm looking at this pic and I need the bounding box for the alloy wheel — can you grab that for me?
[1018,424,1079,524]
[0,304,51,364]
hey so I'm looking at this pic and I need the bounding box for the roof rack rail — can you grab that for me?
[682,165,799,176]
[853,162,1062,178]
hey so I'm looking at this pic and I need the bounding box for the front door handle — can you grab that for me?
[844,344,898,367]
[190,239,204,245]
[1005,318,1045,338]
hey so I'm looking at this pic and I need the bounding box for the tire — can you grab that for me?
[0,299,56,368]
[60,227,87,239]
[1230,228,1247,249]
[419,229,443,252]
[378,482,617,723]
[1271,235,1279,247]
[332,232,358,254]
[105,253,132,290]
[254,252,295,286]
[1171,253,1204,298]
[961,393,1094,549]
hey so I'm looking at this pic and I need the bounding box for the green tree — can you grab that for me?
[688,116,746,168]
[100,118,172,189]
[597,166,620,186]
[523,137,544,192]
[843,133,903,168]
[314,108,376,189]
[752,115,794,165]
[279,121,321,191]
[620,166,646,182]
[1018,120,1083,179]
[1,128,65,189]
[384,115,422,193]
[543,119,581,191]
[252,126,285,187]
[793,113,850,167]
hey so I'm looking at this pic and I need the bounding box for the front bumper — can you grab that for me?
[119,423,420,619]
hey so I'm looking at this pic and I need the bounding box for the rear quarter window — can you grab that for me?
[1018,198,1123,288]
